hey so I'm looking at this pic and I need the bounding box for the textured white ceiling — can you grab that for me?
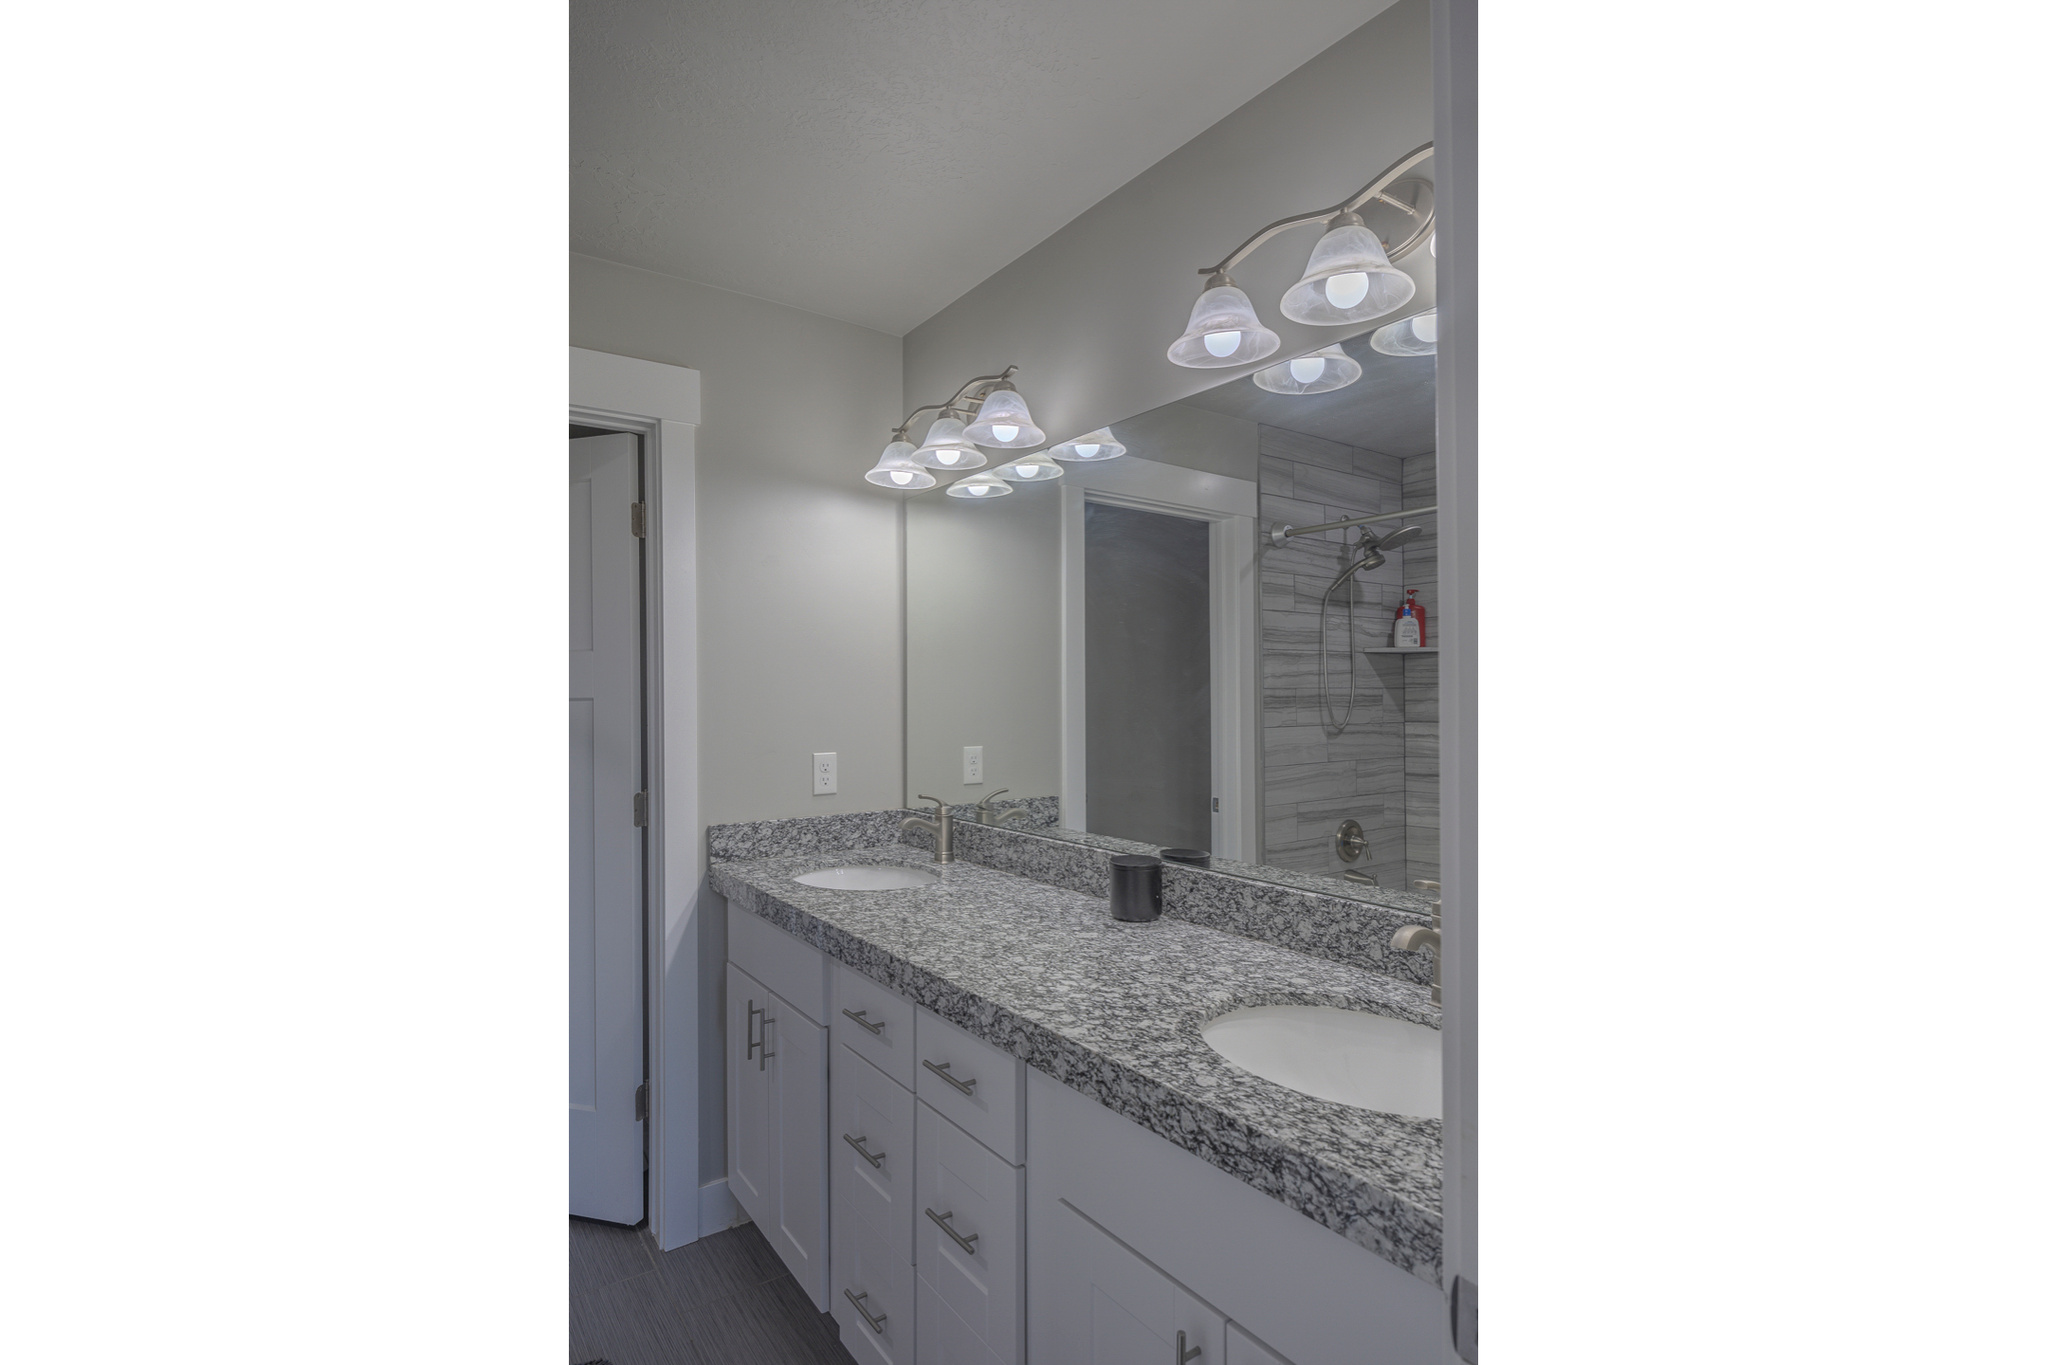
[572,0,1393,336]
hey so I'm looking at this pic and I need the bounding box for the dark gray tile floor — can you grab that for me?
[570,1217,857,1365]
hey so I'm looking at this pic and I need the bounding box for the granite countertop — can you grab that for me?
[710,842,1445,1285]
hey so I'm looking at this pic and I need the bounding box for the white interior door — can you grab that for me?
[570,432,645,1223]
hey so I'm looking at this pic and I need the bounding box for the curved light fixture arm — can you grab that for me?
[892,365,1021,441]
[1197,142,1435,278]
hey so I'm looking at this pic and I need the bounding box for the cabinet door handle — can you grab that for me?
[843,1288,888,1333]
[758,1012,775,1072]
[1177,1329,1203,1363]
[921,1059,977,1095]
[925,1207,980,1255]
[841,1133,886,1169]
[746,1000,763,1060]
[841,1007,886,1036]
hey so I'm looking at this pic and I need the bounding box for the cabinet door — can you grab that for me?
[1224,1322,1293,1365]
[726,962,774,1220]
[769,996,831,1310]
[1041,1199,1225,1365]
[833,1043,917,1257]
[915,1103,1024,1364]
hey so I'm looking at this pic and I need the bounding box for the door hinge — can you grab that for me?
[634,1082,649,1122]
[633,791,649,827]
[630,501,646,538]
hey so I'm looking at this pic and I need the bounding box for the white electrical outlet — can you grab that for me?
[812,752,837,796]
[963,745,984,785]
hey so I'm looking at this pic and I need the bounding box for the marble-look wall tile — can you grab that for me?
[1404,776,1441,885]
[1403,723,1439,777]
[1259,424,1356,471]
[1353,446,1406,484]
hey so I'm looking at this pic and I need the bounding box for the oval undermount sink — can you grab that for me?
[1201,1005,1441,1119]
[792,865,938,891]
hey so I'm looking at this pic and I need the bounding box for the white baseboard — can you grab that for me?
[698,1177,742,1234]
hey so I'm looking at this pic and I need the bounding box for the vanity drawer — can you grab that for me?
[916,1273,1004,1365]
[832,1203,916,1365]
[832,1042,917,1260]
[913,1006,1025,1164]
[835,961,916,1090]
[915,1102,1024,1365]
[730,909,828,1027]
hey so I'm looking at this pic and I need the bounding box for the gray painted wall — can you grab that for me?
[1112,399,1262,484]
[901,0,1431,454]
[570,251,906,1189]
[1084,503,1212,849]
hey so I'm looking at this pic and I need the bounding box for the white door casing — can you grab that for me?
[569,432,645,1224]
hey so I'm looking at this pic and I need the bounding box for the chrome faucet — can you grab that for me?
[901,796,955,863]
[1390,879,1443,1004]
[974,788,1031,827]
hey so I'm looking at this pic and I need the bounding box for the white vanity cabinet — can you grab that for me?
[832,1043,918,1365]
[725,948,830,1310]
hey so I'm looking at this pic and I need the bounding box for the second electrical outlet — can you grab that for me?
[962,745,983,785]
[813,752,837,795]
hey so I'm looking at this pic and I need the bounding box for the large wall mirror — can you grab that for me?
[906,200,1439,911]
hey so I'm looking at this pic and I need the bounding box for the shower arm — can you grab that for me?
[1269,505,1439,546]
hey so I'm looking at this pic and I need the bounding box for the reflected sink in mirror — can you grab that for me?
[1201,1005,1440,1119]
[792,865,939,890]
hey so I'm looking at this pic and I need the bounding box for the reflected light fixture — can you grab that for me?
[1370,309,1437,357]
[996,453,1064,482]
[1166,275,1281,368]
[1047,428,1126,461]
[1252,345,1363,395]
[946,471,1014,499]
[962,386,1045,448]
[911,414,987,470]
[1168,143,1435,368]
[864,438,937,489]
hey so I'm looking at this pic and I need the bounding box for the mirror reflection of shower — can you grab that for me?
[1320,523,1423,733]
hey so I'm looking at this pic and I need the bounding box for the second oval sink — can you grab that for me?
[1201,1005,1441,1118]
[792,865,938,891]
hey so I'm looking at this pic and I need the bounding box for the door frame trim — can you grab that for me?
[571,346,702,1249]
[1057,456,1258,858]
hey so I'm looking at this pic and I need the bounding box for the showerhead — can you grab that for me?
[1328,524,1425,592]
[1373,524,1424,552]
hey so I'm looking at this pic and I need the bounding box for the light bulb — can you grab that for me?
[1203,330,1242,358]
[1013,465,1042,479]
[1411,312,1438,344]
[1289,356,1327,385]
[966,483,989,497]
[1325,272,1371,310]
[991,424,1018,443]
[889,469,914,486]
[937,450,959,465]
[1073,443,1100,459]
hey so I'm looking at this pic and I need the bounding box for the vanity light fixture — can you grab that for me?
[1252,345,1363,395]
[910,414,987,470]
[1370,309,1437,357]
[864,439,938,489]
[1167,142,1435,368]
[961,385,1045,449]
[1046,427,1126,462]
[995,453,1064,482]
[945,471,1014,499]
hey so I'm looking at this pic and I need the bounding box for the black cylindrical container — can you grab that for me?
[1159,848,1211,867]
[1108,854,1163,922]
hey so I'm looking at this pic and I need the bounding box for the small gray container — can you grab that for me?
[1108,854,1163,922]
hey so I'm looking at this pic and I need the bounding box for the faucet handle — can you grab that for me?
[975,788,1010,809]
[1412,879,1441,893]
[915,795,949,816]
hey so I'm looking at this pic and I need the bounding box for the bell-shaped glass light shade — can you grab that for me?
[962,388,1045,448]
[945,472,1014,500]
[1279,224,1417,325]
[1370,309,1438,357]
[1252,345,1364,395]
[995,453,1064,483]
[1167,284,1281,368]
[864,439,937,489]
[1046,427,1127,462]
[911,415,987,470]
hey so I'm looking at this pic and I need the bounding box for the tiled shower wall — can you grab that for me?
[1399,452,1439,887]
[1257,425,1413,888]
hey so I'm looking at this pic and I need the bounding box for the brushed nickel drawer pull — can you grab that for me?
[1178,1329,1203,1363]
[926,1207,980,1255]
[746,1000,763,1059]
[922,1058,977,1095]
[843,1288,887,1333]
[841,1007,886,1035]
[758,1012,775,1072]
[841,1132,886,1168]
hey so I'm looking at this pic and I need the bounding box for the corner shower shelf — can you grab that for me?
[1358,646,1439,653]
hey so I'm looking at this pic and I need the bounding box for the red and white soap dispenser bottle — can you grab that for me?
[1393,589,1426,648]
